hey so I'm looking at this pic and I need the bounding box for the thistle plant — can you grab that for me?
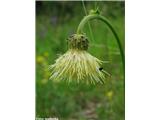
[49,9,125,84]
[49,34,110,84]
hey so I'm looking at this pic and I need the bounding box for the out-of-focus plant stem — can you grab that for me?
[82,0,94,41]
[77,14,125,77]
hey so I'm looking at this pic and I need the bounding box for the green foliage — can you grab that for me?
[36,1,124,120]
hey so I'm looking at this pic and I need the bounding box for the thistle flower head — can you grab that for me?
[49,34,110,84]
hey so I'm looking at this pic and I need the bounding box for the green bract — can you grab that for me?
[67,34,89,50]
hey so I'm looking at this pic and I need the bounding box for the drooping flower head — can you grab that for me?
[49,34,110,84]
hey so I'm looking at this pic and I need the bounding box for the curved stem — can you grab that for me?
[77,14,125,76]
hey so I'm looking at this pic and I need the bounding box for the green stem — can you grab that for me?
[82,0,94,41]
[77,14,125,76]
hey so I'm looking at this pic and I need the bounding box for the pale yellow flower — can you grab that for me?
[49,34,110,84]
[36,55,44,64]
[106,90,113,100]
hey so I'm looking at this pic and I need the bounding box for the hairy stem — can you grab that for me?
[77,14,125,76]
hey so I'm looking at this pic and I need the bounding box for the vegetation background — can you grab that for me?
[36,1,125,120]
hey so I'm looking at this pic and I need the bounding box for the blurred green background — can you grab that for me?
[36,1,124,120]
